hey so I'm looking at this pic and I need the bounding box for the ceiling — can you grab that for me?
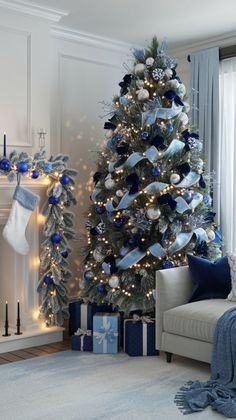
[38,0,236,47]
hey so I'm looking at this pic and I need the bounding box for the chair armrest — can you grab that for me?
[155,266,192,350]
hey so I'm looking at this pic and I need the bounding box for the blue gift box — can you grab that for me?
[71,332,93,351]
[69,301,114,335]
[124,318,159,357]
[93,313,119,354]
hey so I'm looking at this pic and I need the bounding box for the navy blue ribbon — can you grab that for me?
[119,74,133,96]
[157,193,177,210]
[126,173,140,195]
[164,90,184,106]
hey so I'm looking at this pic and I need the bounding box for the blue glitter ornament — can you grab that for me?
[17,161,28,173]
[60,174,70,185]
[0,158,10,171]
[113,216,128,228]
[140,131,149,141]
[162,260,176,269]
[48,196,60,205]
[44,162,53,173]
[43,274,53,285]
[83,270,94,282]
[150,166,161,176]
[184,191,193,203]
[61,249,69,258]
[31,170,39,179]
[95,205,105,214]
[96,283,106,294]
[51,233,62,244]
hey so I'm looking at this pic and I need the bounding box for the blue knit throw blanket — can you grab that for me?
[175,307,236,418]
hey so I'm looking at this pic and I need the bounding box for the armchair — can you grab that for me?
[156,266,236,363]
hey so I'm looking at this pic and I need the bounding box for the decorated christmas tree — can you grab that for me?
[82,37,221,315]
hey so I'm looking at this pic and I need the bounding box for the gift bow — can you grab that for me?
[75,328,92,337]
[94,320,118,345]
[132,314,153,323]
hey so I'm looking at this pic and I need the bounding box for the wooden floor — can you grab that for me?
[0,340,71,365]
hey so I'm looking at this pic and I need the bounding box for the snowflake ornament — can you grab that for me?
[152,68,165,81]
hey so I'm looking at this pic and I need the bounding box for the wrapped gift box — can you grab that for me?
[93,313,119,354]
[71,329,93,351]
[69,301,114,335]
[124,318,159,357]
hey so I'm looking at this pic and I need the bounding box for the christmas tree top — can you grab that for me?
[82,37,221,315]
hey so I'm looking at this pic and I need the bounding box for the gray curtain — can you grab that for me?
[190,47,220,219]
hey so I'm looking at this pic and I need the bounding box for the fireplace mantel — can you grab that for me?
[0,176,63,353]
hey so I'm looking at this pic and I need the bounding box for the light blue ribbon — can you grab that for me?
[174,171,200,188]
[168,228,208,255]
[91,188,102,202]
[116,247,146,270]
[163,139,185,157]
[189,192,203,209]
[175,193,203,214]
[108,146,160,174]
[144,181,168,195]
[148,243,166,257]
[106,192,140,212]
[142,102,183,126]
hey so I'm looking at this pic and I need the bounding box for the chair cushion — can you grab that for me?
[163,299,236,343]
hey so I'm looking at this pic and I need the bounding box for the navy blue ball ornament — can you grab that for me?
[162,260,176,269]
[150,166,161,176]
[43,273,53,285]
[17,161,28,173]
[51,233,62,244]
[140,131,149,141]
[184,191,193,203]
[61,249,69,258]
[96,283,106,294]
[95,205,105,215]
[31,170,39,179]
[60,174,70,185]
[44,162,53,173]
[83,270,94,282]
[113,216,128,228]
[0,158,10,171]
[48,196,60,205]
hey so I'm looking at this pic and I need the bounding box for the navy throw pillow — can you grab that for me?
[188,254,231,303]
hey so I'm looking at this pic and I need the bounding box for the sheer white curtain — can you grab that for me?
[219,58,236,252]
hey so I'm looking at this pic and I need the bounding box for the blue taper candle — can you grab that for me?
[3,132,6,157]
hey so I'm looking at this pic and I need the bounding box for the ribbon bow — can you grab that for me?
[104,114,118,130]
[126,172,141,195]
[119,74,133,96]
[94,320,118,344]
[132,314,153,323]
[75,328,92,336]
[157,193,177,210]
[164,90,184,106]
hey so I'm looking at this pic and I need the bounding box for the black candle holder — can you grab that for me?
[2,319,11,337]
[15,318,22,335]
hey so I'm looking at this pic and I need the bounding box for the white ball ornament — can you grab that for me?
[108,275,119,288]
[134,63,145,76]
[116,189,124,198]
[146,57,155,67]
[105,129,114,139]
[178,83,186,98]
[170,173,180,184]
[168,79,180,89]
[206,228,215,241]
[136,79,144,89]
[165,68,173,79]
[137,89,149,101]
[146,205,161,220]
[179,112,189,126]
[183,102,190,113]
[105,178,115,189]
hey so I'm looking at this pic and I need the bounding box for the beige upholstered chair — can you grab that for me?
[156,266,236,363]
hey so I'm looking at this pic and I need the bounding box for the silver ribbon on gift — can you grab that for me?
[93,318,118,353]
[124,316,155,356]
[74,328,92,351]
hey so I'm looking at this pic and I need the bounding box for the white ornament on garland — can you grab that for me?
[170,173,181,184]
[206,228,215,241]
[116,189,124,197]
[108,274,119,288]
[136,79,144,89]
[146,205,161,220]
[177,83,186,98]
[105,177,115,189]
[93,247,104,262]
[179,112,189,126]
[105,129,114,139]
[146,57,155,67]
[165,68,173,79]
[134,63,145,76]
[137,88,149,101]
[168,79,180,89]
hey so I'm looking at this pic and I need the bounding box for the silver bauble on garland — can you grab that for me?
[108,274,119,288]
[146,205,161,220]
[137,89,149,101]
[170,173,180,184]
[134,63,145,76]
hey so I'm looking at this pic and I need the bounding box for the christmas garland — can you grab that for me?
[0,149,77,326]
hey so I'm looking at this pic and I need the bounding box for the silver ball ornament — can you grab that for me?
[105,178,115,189]
[168,79,180,89]
[116,189,124,198]
[136,79,144,89]
[105,129,114,139]
[165,68,173,79]
[170,173,180,184]
[206,228,215,241]
[177,83,186,98]
[146,205,161,220]
[108,275,119,288]
[134,63,145,76]
[93,248,104,262]
[179,112,189,126]
[137,89,149,101]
